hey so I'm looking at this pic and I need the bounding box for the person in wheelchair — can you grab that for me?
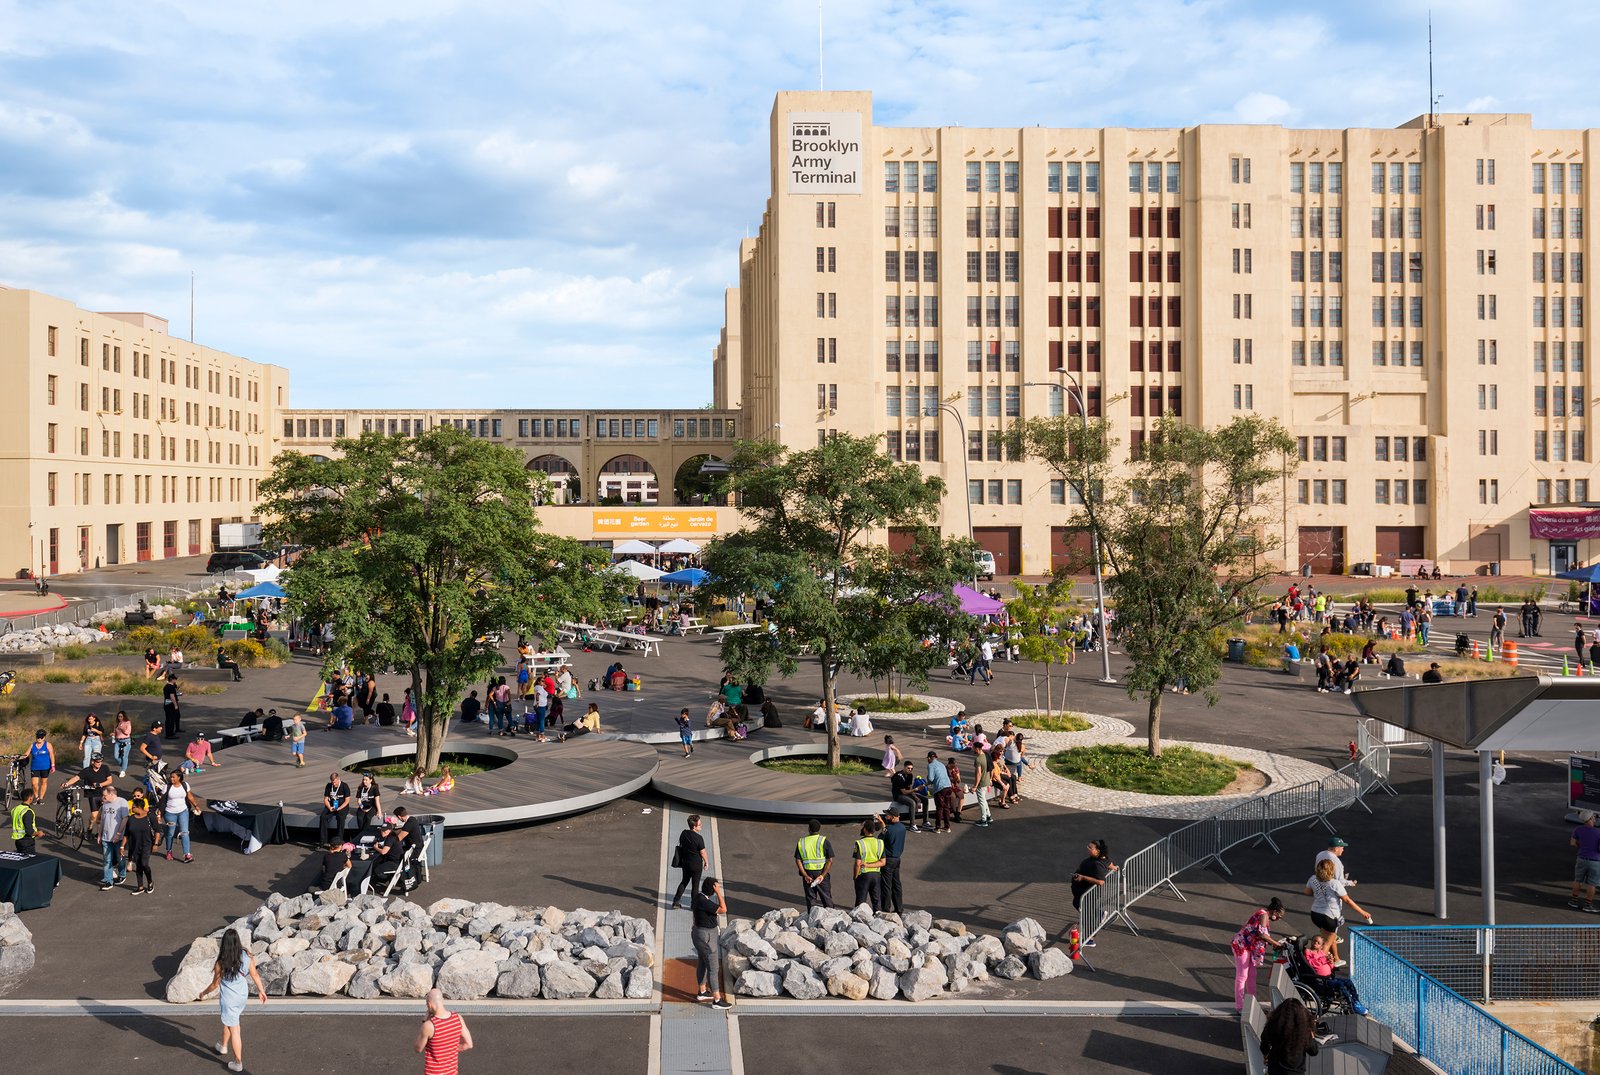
[1283,933,1369,1016]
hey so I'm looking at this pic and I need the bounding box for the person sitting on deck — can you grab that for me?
[421,766,454,796]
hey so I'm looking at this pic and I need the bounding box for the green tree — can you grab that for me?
[258,427,622,771]
[1015,415,1293,756]
[1006,571,1078,717]
[703,435,970,767]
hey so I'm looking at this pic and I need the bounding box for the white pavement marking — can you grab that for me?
[727,999,1235,1017]
[727,1013,745,1075]
[653,801,670,998]
[659,801,737,1074]
[647,1012,663,1075]
[0,999,656,1016]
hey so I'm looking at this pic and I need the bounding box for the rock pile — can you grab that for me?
[165,893,655,1002]
[0,623,114,653]
[0,902,37,980]
[722,907,1071,1000]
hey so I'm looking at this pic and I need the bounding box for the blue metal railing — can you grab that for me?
[1351,928,1583,1075]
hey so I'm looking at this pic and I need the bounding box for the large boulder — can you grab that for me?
[897,960,948,1002]
[291,957,357,996]
[1029,948,1073,980]
[541,961,597,1000]
[379,961,435,998]
[165,937,220,1003]
[781,963,826,1000]
[624,966,653,1000]
[736,970,780,997]
[594,970,626,1000]
[496,963,542,999]
[825,970,870,1000]
[436,950,499,1000]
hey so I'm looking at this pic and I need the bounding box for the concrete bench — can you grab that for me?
[174,666,239,683]
[210,726,258,748]
[1242,996,1267,1075]
[4,650,55,666]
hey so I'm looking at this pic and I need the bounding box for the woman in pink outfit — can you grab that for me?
[1230,897,1286,1010]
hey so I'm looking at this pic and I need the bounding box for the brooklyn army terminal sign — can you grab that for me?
[786,112,862,194]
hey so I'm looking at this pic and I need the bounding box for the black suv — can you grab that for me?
[206,550,271,573]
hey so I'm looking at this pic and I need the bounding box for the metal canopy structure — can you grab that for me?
[1351,674,1600,925]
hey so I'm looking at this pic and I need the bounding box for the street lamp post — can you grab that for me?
[1022,376,1116,685]
[938,402,976,584]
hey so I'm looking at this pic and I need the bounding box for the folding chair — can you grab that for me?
[415,834,432,884]
[382,846,416,897]
[327,865,351,895]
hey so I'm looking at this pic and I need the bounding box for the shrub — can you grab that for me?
[849,695,930,713]
[57,644,92,660]
[1047,744,1247,796]
[221,638,289,669]
[707,611,740,628]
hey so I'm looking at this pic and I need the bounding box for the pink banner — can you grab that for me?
[1529,509,1600,540]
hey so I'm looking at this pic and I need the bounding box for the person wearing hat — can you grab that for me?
[60,751,115,828]
[1315,837,1356,887]
[162,673,183,739]
[1568,810,1600,913]
[880,806,909,914]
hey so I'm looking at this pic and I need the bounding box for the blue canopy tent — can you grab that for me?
[1555,563,1600,615]
[659,568,710,588]
[234,581,287,601]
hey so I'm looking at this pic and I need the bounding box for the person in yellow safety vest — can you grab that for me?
[10,789,42,855]
[794,820,834,909]
[853,818,887,911]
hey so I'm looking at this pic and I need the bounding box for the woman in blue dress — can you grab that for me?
[198,928,266,1072]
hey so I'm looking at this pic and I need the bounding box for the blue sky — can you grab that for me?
[0,0,1595,407]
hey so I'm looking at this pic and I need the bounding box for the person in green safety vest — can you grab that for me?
[794,820,833,909]
[853,818,887,911]
[10,789,42,855]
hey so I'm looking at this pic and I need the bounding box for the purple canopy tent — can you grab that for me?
[953,584,1003,616]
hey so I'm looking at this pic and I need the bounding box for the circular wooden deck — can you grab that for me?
[648,727,978,819]
[198,723,659,831]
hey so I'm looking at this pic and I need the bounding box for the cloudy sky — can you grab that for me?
[1,0,1594,407]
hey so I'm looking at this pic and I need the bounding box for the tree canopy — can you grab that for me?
[703,434,973,766]
[1015,414,1294,756]
[258,427,623,769]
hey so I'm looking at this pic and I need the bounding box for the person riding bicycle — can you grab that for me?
[61,753,115,827]
[9,789,41,855]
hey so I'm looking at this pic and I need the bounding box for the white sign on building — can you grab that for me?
[785,112,862,194]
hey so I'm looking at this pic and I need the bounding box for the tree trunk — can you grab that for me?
[414,666,444,772]
[1146,689,1164,758]
[1044,665,1053,718]
[822,656,840,769]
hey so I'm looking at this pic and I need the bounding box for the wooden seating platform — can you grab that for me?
[195,723,659,831]
[648,727,977,819]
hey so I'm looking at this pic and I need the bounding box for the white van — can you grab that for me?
[973,549,997,581]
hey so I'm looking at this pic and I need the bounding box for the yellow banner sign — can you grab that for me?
[592,509,719,535]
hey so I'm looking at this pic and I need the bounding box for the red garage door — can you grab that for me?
[1050,526,1094,573]
[973,527,1021,577]
[1297,527,1345,575]
[1375,526,1426,567]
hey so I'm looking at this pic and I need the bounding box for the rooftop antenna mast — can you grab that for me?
[818,0,824,90]
[1427,11,1435,128]
[189,271,195,342]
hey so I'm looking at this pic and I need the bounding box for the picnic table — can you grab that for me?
[527,648,570,674]
[713,623,762,634]
[678,617,708,635]
[590,629,663,656]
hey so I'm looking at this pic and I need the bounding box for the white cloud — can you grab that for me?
[0,0,1597,407]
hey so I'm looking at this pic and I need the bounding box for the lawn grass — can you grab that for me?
[1046,744,1248,796]
[849,695,930,713]
[351,753,504,779]
[1007,712,1092,733]
[758,757,879,776]
[81,672,226,697]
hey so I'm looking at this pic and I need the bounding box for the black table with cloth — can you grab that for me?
[204,800,288,854]
[0,851,63,910]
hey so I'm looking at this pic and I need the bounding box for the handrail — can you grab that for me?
[1078,719,1394,941]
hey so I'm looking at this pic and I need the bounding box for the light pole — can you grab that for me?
[938,400,976,585]
[1022,375,1116,684]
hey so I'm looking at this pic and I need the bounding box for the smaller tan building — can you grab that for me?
[0,286,288,576]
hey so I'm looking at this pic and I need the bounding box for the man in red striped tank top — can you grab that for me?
[415,988,473,1075]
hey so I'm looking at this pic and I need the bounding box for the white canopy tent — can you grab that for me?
[242,564,283,584]
[611,539,658,556]
[657,538,703,555]
[611,559,667,581]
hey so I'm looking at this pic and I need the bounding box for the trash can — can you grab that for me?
[1301,563,1314,578]
[413,814,445,867]
[1227,638,1246,663]
[1489,562,1502,576]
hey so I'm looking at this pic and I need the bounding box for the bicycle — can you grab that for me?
[1558,598,1577,615]
[1,754,26,812]
[53,785,90,851]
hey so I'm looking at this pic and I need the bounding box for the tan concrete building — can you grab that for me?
[721,90,1599,577]
[280,407,741,511]
[0,286,289,576]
